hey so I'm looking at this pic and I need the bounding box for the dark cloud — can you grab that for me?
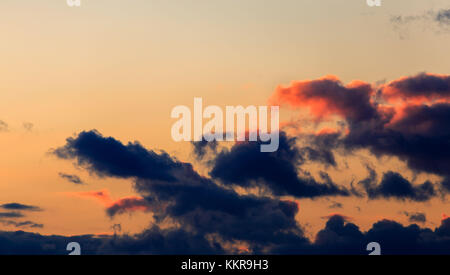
[209,132,349,198]
[313,215,364,254]
[383,72,450,102]
[344,102,450,181]
[2,215,450,254]
[361,171,436,202]
[312,215,450,255]
[0,212,24,219]
[0,203,42,212]
[58,173,84,185]
[299,146,337,167]
[0,220,43,229]
[191,139,218,161]
[436,9,450,25]
[404,212,427,224]
[52,130,182,182]
[48,130,450,254]
[0,231,103,255]
[54,130,310,253]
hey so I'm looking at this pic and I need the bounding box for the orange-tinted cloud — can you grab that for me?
[65,189,152,217]
[269,75,376,122]
[66,189,113,206]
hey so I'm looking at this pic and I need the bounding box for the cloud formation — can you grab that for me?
[45,72,450,255]
[209,132,348,198]
[271,73,450,199]
[361,171,436,202]
[0,203,42,212]
[390,8,450,36]
[53,130,311,253]
[52,130,182,182]
[404,212,427,224]
[58,173,84,185]
[1,215,450,254]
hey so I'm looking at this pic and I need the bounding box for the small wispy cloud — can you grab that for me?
[58,173,85,185]
[23,122,34,132]
[0,203,42,212]
[0,120,8,132]
[0,220,44,229]
[0,212,24,219]
[391,8,450,38]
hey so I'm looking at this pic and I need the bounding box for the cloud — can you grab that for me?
[0,120,8,132]
[49,129,450,254]
[0,203,42,212]
[1,215,450,254]
[106,197,153,217]
[54,130,311,252]
[23,122,34,132]
[382,73,450,104]
[66,189,164,218]
[404,212,427,224]
[272,73,450,194]
[361,171,436,202]
[311,215,450,255]
[0,220,43,229]
[58,173,84,185]
[52,130,182,182]
[0,204,44,230]
[345,102,450,180]
[269,75,378,122]
[436,9,450,25]
[209,132,349,198]
[328,201,343,209]
[191,139,218,161]
[0,212,24,219]
[66,189,113,206]
[390,8,450,36]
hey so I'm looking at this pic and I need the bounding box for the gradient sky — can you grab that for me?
[0,0,449,253]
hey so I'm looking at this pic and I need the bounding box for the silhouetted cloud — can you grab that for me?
[48,129,450,254]
[209,132,349,198]
[1,215,450,254]
[53,130,310,252]
[52,130,181,182]
[0,220,43,229]
[362,171,436,202]
[382,73,450,102]
[404,212,427,224]
[0,203,42,212]
[0,212,24,219]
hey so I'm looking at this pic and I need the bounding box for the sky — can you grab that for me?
[0,0,450,254]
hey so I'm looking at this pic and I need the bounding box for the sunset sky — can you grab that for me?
[0,0,450,254]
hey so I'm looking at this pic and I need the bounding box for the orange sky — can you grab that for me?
[0,0,449,239]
